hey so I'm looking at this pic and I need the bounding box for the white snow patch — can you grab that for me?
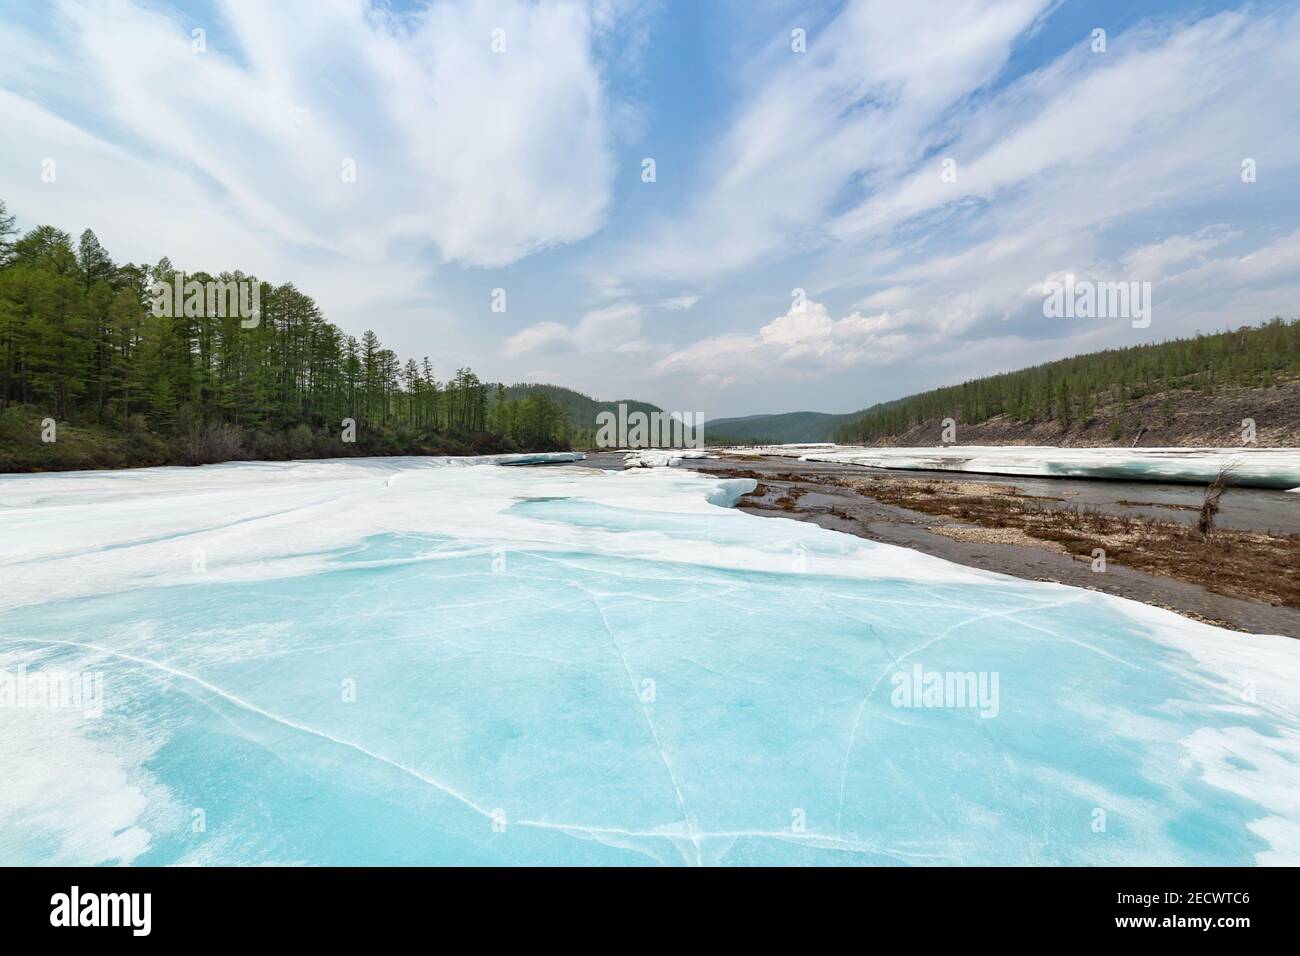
[0,687,168,865]
[623,450,710,468]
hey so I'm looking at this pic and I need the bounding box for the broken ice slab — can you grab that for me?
[484,452,586,466]
[623,449,711,468]
[732,444,1300,489]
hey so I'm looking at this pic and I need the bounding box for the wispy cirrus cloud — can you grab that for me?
[506,303,648,357]
[635,3,1300,407]
[5,0,1299,418]
[0,0,623,344]
[586,0,1052,292]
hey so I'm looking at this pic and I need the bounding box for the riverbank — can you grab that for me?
[0,404,566,473]
[704,457,1300,637]
[719,443,1300,490]
[578,453,1300,639]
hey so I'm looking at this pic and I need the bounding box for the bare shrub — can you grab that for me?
[1197,465,1235,538]
[287,423,314,457]
[180,422,244,465]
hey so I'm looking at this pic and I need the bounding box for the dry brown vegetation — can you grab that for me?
[730,476,807,513]
[713,466,1299,608]
[833,475,1300,607]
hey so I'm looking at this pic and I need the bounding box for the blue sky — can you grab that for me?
[2,0,1298,419]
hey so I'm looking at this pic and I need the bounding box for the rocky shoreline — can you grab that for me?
[694,456,1300,638]
[579,453,1300,640]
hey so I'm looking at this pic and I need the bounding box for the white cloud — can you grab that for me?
[0,0,620,346]
[830,11,1298,243]
[505,303,646,357]
[695,372,736,391]
[1121,229,1232,281]
[589,0,1051,290]
[503,322,574,357]
[6,0,1299,418]
[592,3,1300,407]
[658,294,701,311]
[807,6,1300,347]
[1163,229,1300,292]
[655,300,911,380]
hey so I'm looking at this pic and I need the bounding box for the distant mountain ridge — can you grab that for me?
[704,410,861,444]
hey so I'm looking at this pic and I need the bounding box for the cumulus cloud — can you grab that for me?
[655,300,911,383]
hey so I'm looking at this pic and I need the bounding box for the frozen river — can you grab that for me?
[736,444,1300,490]
[2,457,1298,865]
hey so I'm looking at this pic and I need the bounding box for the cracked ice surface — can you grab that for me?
[2,456,1299,866]
[734,444,1300,490]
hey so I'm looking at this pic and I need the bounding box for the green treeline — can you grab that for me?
[502,383,662,448]
[834,318,1300,443]
[0,200,571,468]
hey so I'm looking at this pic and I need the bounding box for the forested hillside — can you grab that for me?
[704,410,859,444]
[0,200,588,471]
[502,383,661,446]
[834,319,1300,445]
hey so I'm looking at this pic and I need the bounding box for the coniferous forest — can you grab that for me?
[834,318,1300,443]
[0,200,573,470]
[5,197,1296,469]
